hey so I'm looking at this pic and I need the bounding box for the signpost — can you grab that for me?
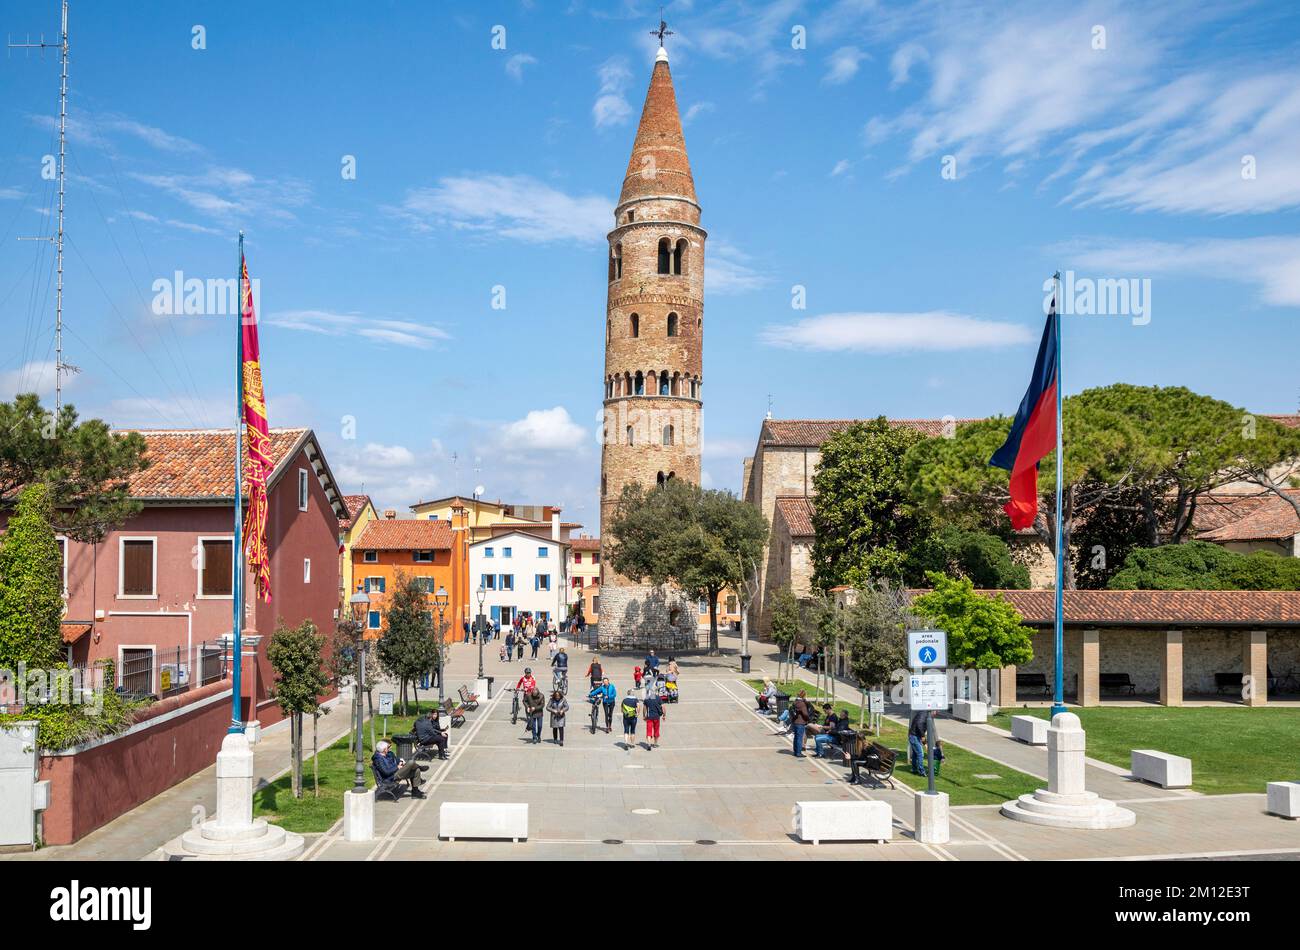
[378,691,394,737]
[908,630,949,796]
[868,689,884,735]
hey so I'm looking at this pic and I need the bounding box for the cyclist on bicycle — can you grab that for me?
[515,668,537,693]
[585,655,604,690]
[551,647,569,691]
[587,677,617,733]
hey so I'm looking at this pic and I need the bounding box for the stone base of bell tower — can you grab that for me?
[596,583,700,652]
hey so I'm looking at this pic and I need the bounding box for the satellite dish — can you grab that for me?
[474,484,485,497]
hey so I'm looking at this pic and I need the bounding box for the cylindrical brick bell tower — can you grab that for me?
[598,42,704,648]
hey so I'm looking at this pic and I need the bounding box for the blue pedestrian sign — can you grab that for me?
[907,629,948,670]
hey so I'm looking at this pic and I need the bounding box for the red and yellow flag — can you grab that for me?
[240,254,273,602]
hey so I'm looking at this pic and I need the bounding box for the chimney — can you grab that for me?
[551,508,561,542]
[384,509,396,519]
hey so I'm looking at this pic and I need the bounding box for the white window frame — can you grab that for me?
[118,536,158,599]
[535,574,551,592]
[363,550,378,563]
[195,534,235,600]
[364,575,386,594]
[413,550,434,563]
[298,468,309,511]
[118,644,156,695]
[500,574,514,591]
[304,558,312,583]
[55,535,69,597]
[367,610,382,630]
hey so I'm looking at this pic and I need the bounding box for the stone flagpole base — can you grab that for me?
[162,732,305,860]
[1000,712,1135,830]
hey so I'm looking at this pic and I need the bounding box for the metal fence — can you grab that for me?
[570,622,712,655]
[117,640,229,700]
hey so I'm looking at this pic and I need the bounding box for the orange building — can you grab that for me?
[349,515,455,641]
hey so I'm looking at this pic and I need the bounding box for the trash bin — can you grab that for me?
[485,676,495,699]
[774,692,791,719]
[392,733,416,761]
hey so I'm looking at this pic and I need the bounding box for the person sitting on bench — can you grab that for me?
[757,678,778,711]
[413,709,448,760]
[372,740,428,797]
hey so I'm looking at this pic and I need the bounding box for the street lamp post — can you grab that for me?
[476,582,487,680]
[435,585,448,702]
[347,582,371,793]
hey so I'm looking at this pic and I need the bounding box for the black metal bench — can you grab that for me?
[1016,672,1050,696]
[846,737,897,789]
[1099,672,1136,695]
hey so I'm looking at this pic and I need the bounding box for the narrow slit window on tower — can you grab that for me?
[630,312,639,338]
[634,371,644,395]
[614,243,623,280]
[626,425,635,445]
[602,474,607,496]
[659,373,669,396]
[662,425,674,445]
[628,210,635,223]
[657,237,671,274]
[666,312,678,337]
[673,239,687,275]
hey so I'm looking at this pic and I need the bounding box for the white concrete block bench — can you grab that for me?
[952,700,987,723]
[1011,715,1047,745]
[1130,749,1192,789]
[439,802,528,842]
[794,800,892,845]
[1267,782,1300,819]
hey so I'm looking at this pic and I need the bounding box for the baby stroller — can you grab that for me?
[664,676,679,703]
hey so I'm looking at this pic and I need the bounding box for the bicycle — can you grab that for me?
[589,696,601,734]
[507,687,521,725]
[552,670,568,695]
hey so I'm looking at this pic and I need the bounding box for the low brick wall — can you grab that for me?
[37,681,233,845]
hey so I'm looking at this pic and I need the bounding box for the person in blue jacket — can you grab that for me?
[587,677,618,733]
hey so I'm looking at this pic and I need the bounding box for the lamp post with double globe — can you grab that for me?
[347,582,371,792]
[476,582,487,681]
[434,585,448,702]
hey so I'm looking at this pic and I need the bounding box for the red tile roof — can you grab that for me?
[339,494,373,532]
[1191,493,1273,533]
[761,418,984,447]
[1264,414,1300,429]
[570,536,601,552]
[121,428,309,499]
[60,621,92,644]
[353,518,452,551]
[775,496,815,538]
[944,589,1300,627]
[1198,490,1300,543]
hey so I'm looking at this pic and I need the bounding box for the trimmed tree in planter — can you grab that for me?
[267,619,329,799]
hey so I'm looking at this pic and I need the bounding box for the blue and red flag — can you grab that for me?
[989,297,1059,530]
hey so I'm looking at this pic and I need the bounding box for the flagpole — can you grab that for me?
[230,231,246,734]
[1051,271,1067,717]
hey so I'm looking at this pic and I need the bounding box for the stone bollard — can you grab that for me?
[915,791,950,844]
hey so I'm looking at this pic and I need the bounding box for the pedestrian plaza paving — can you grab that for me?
[297,638,1300,861]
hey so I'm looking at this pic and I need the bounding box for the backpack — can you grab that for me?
[621,698,638,718]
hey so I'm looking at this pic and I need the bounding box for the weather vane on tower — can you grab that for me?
[650,15,673,48]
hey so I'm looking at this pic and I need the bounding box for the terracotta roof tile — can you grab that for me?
[353,519,452,551]
[339,494,373,532]
[1198,490,1300,543]
[120,428,308,499]
[775,496,815,538]
[1264,414,1300,429]
[570,536,600,552]
[934,589,1300,627]
[1191,493,1272,533]
[761,418,983,447]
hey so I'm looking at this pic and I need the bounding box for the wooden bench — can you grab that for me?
[1099,673,1136,696]
[457,685,480,710]
[442,700,466,727]
[846,738,897,789]
[1016,673,1050,696]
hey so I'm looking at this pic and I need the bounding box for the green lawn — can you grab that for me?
[744,680,1041,806]
[253,701,443,834]
[988,706,1300,794]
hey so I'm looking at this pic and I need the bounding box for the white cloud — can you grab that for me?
[505,53,537,81]
[130,166,310,224]
[830,159,851,177]
[362,443,417,468]
[0,186,24,200]
[1064,236,1300,308]
[683,101,715,125]
[889,42,928,88]
[267,310,450,348]
[497,407,586,452]
[33,112,202,155]
[823,46,866,85]
[705,241,770,295]
[1,361,60,399]
[593,57,633,128]
[394,174,611,244]
[761,311,1036,352]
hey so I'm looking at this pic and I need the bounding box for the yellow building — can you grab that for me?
[339,493,377,608]
[568,535,601,622]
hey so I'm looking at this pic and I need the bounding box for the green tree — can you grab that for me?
[607,479,768,654]
[376,573,438,714]
[841,582,912,729]
[810,418,932,589]
[0,394,149,542]
[903,526,1029,589]
[910,574,1034,670]
[768,585,800,681]
[1109,540,1300,591]
[266,619,329,799]
[0,483,66,670]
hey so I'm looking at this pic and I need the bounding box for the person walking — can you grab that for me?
[790,690,813,758]
[908,708,942,776]
[585,654,604,691]
[504,629,515,663]
[529,631,540,659]
[642,687,665,750]
[547,690,570,746]
[588,677,617,733]
[643,649,660,677]
[620,686,640,750]
[523,684,546,744]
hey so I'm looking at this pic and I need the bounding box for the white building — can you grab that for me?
[469,529,569,629]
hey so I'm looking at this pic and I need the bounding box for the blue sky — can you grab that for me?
[2,0,1298,525]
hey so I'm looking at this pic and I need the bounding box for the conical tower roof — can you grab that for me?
[618,50,696,206]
